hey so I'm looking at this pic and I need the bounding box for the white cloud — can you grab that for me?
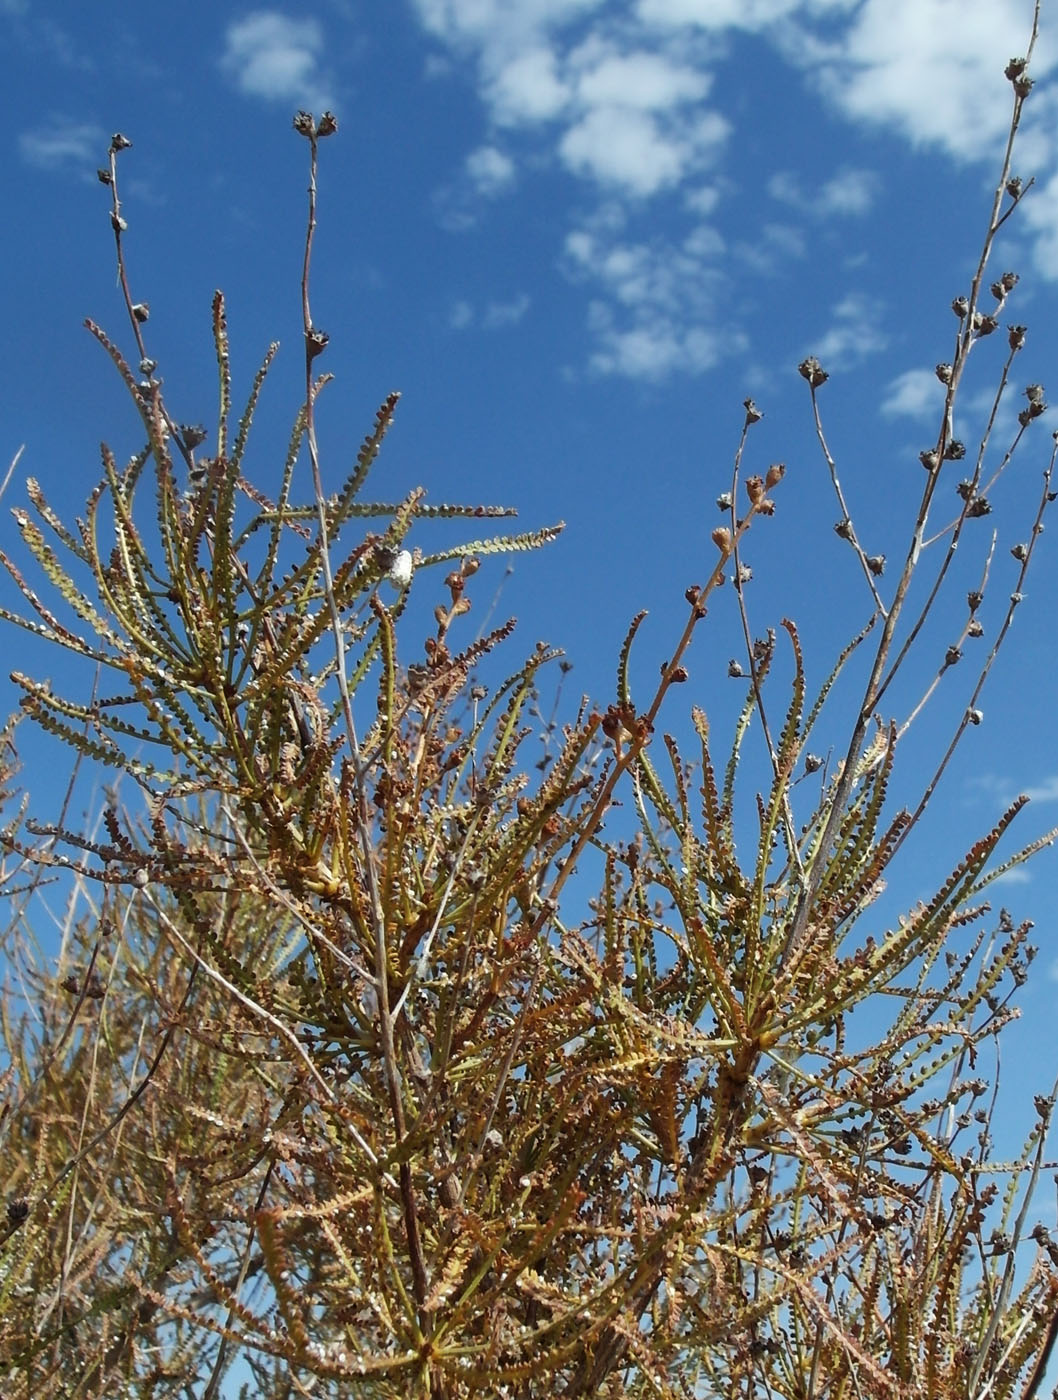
[564,217,731,377]
[465,143,516,194]
[449,299,474,329]
[807,292,886,370]
[574,49,710,110]
[769,166,879,217]
[488,45,571,123]
[413,0,604,49]
[449,294,531,329]
[560,107,684,196]
[221,13,335,111]
[636,0,851,27]
[806,0,1047,163]
[411,0,1058,375]
[734,221,805,273]
[483,293,531,326]
[1023,170,1058,280]
[18,118,104,174]
[881,367,944,419]
[1024,776,1058,803]
[585,302,728,378]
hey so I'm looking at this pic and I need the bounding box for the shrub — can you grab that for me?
[1,23,1057,1400]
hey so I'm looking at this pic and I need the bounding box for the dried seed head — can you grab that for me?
[975,314,999,337]
[1011,541,1029,561]
[1006,175,1023,199]
[944,645,962,666]
[1008,324,1027,351]
[131,302,150,324]
[110,211,127,233]
[798,356,828,388]
[834,519,854,542]
[967,495,992,518]
[920,449,940,471]
[967,588,983,612]
[109,132,132,153]
[866,554,886,576]
[715,491,733,511]
[306,326,329,359]
[804,753,823,774]
[6,1198,29,1227]
[293,111,315,137]
[736,563,753,585]
[711,526,733,555]
[956,480,975,501]
[316,111,338,137]
[743,397,763,424]
[139,357,157,375]
[764,462,785,489]
[97,168,112,185]
[727,659,744,678]
[951,296,969,318]
[177,423,207,450]
[967,618,984,638]
[935,363,953,385]
[943,439,966,461]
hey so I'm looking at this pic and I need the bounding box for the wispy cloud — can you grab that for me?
[18,118,105,175]
[449,294,531,330]
[221,12,335,112]
[768,166,880,218]
[968,773,1058,806]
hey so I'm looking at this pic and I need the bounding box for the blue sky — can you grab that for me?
[3,0,1058,1147]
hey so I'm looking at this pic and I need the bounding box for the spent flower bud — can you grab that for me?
[798,356,828,388]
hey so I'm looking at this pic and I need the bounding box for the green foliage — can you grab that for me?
[2,46,1058,1400]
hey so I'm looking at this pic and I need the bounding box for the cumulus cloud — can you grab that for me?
[803,0,1051,163]
[585,301,729,378]
[563,215,732,377]
[465,144,516,195]
[806,292,886,370]
[488,45,571,123]
[410,0,1058,375]
[221,12,335,111]
[18,118,104,174]
[881,368,944,419]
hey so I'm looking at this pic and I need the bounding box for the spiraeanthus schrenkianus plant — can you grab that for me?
[3,12,1058,1396]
